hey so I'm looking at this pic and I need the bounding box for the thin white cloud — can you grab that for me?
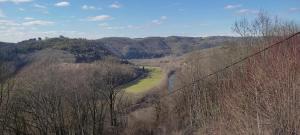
[98,23,109,27]
[0,0,32,4]
[55,1,70,7]
[98,23,125,30]
[152,16,168,25]
[160,16,167,20]
[22,20,54,26]
[34,3,47,9]
[110,2,122,9]
[0,18,99,42]
[105,26,125,30]
[82,5,96,10]
[0,29,91,43]
[289,8,300,12]
[152,20,161,25]
[1,19,54,28]
[224,4,242,9]
[0,19,20,26]
[18,8,25,11]
[237,9,259,14]
[24,17,34,20]
[127,25,142,29]
[0,25,6,29]
[0,9,5,18]
[87,15,112,21]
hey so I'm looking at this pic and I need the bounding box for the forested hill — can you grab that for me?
[98,36,236,59]
[0,37,116,77]
[0,36,236,62]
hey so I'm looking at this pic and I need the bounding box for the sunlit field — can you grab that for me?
[125,67,163,94]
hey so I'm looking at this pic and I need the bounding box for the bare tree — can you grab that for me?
[0,61,15,135]
[91,59,134,134]
[161,12,300,134]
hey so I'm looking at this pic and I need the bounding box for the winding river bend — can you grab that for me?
[168,71,176,92]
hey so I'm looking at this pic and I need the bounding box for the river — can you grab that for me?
[168,71,176,92]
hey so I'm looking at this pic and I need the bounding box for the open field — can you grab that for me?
[124,67,164,94]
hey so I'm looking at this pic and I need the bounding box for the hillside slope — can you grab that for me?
[98,36,236,59]
[0,36,236,76]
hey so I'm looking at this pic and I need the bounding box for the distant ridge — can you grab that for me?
[0,36,237,72]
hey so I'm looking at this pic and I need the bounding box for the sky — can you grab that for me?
[0,0,299,42]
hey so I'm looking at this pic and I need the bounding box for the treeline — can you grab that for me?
[0,37,115,77]
[0,56,139,135]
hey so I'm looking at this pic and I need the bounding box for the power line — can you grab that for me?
[125,32,300,112]
[159,32,300,99]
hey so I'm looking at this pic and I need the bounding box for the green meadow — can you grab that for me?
[125,67,164,94]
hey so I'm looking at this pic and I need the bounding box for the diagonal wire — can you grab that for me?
[125,32,300,111]
[159,32,300,99]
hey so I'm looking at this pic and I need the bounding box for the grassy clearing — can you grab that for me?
[125,67,164,94]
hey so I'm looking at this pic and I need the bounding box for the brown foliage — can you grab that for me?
[153,13,300,135]
[0,56,137,135]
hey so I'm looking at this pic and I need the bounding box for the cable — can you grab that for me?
[125,32,300,111]
[159,32,300,99]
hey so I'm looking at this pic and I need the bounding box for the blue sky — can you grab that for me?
[0,0,299,42]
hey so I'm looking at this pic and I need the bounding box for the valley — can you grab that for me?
[0,9,299,135]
